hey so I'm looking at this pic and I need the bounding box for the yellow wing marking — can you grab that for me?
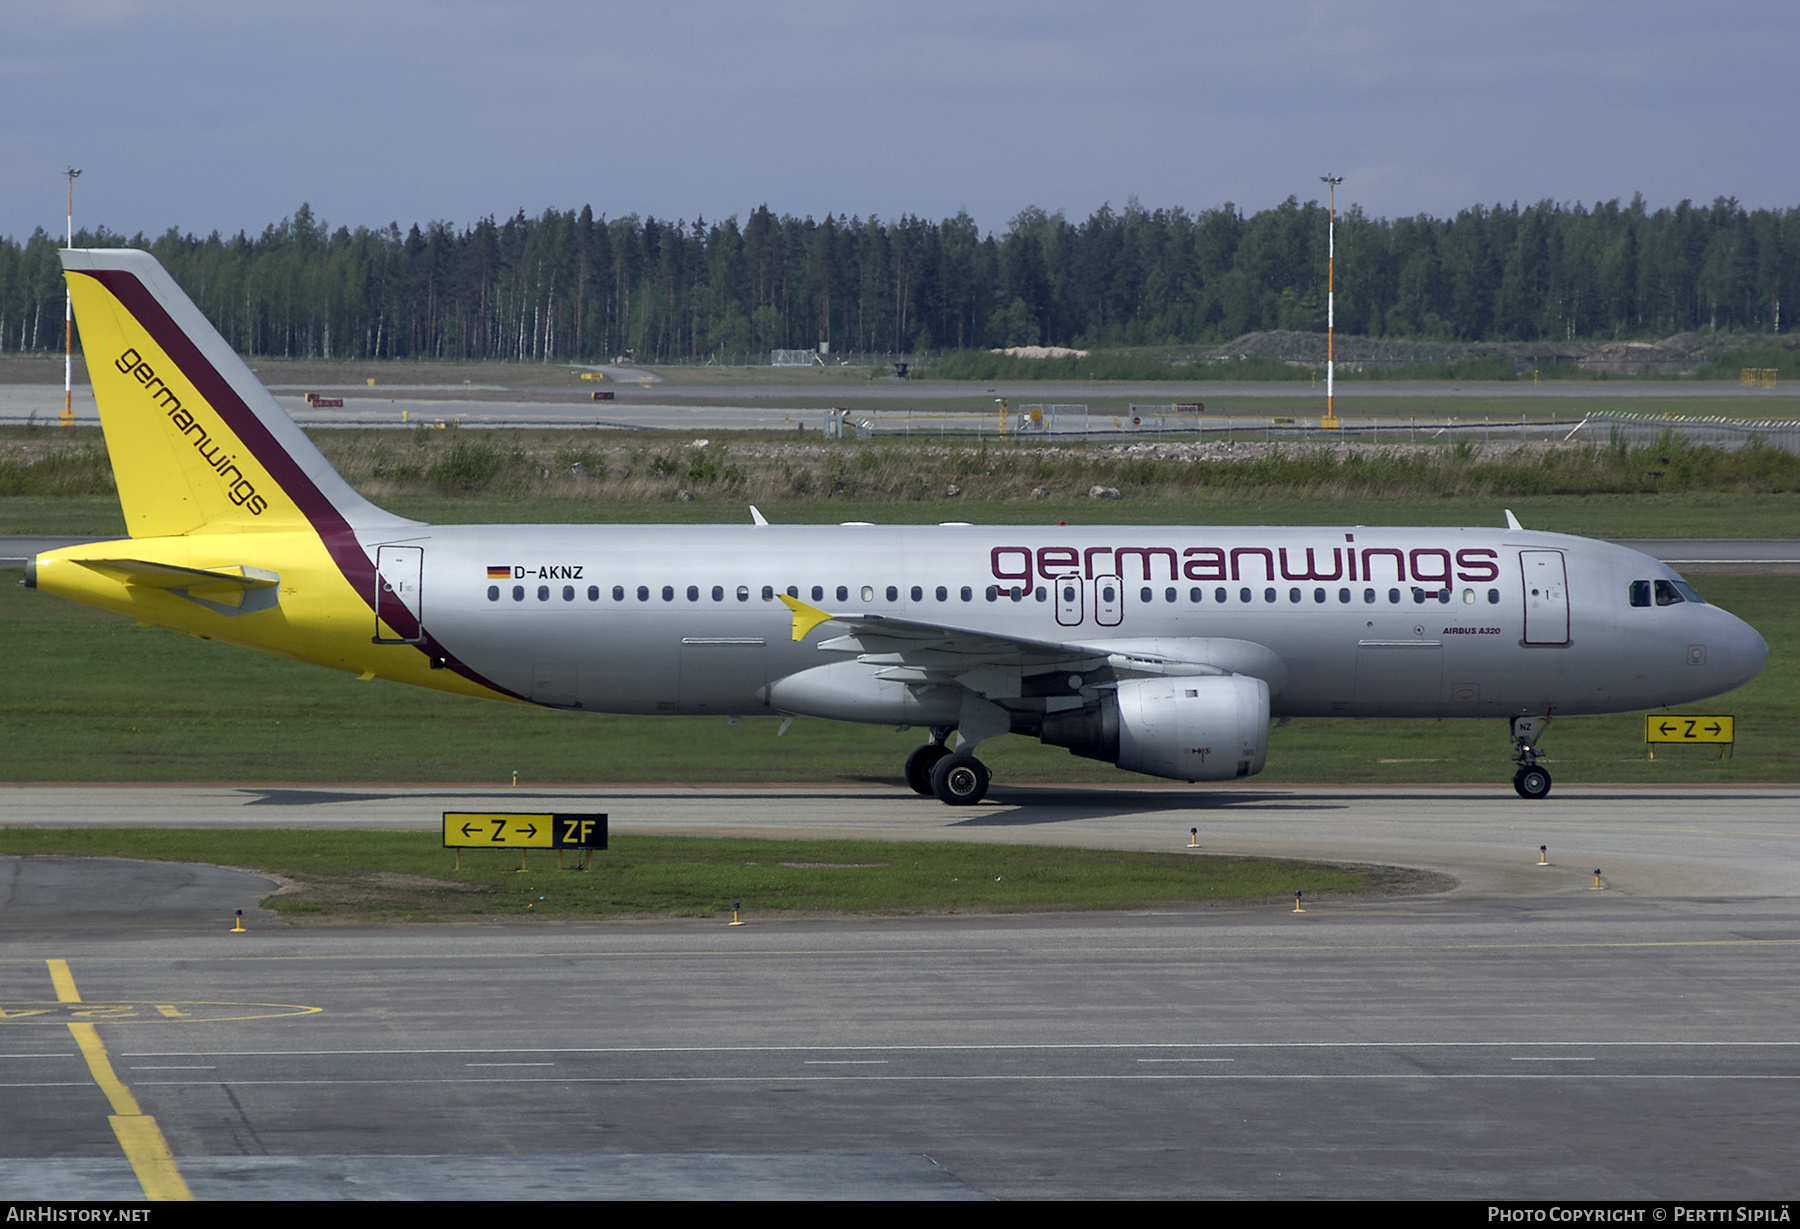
[776,593,838,642]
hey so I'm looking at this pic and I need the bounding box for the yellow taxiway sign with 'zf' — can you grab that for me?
[1644,715,1735,745]
[442,813,608,849]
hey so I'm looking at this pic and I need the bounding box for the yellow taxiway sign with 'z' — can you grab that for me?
[1644,715,1734,744]
[442,813,608,849]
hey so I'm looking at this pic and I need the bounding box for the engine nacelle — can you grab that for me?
[1041,675,1270,782]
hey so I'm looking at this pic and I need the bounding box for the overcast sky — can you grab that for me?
[5,0,1794,242]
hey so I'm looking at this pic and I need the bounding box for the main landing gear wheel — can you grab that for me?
[905,743,952,796]
[1513,766,1552,799]
[930,754,990,806]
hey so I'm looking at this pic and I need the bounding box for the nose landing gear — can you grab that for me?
[1511,716,1552,799]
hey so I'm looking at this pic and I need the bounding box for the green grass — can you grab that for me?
[0,829,1397,922]
[2,568,1791,785]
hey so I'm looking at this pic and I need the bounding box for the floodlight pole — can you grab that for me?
[63,167,81,427]
[1320,175,1342,426]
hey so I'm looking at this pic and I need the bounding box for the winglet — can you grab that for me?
[1504,509,1524,531]
[776,593,836,642]
[750,505,769,526]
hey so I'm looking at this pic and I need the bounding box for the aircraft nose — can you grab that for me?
[1714,610,1769,692]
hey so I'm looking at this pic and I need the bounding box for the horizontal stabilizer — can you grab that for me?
[78,559,279,592]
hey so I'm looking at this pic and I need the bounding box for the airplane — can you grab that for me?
[24,249,1769,804]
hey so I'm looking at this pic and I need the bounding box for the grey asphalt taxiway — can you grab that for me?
[3,783,1798,1200]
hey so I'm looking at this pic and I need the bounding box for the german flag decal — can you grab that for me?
[487,565,511,579]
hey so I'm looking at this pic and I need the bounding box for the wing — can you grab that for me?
[775,594,1282,700]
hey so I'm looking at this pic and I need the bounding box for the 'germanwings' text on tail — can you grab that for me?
[28,249,1768,803]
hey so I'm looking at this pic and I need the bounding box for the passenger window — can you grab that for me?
[811,585,823,602]
[936,586,948,601]
[787,585,798,598]
[737,585,750,602]
[1035,586,1046,602]
[1364,588,1375,604]
[562,585,574,601]
[762,585,774,600]
[1388,588,1400,604]
[537,585,550,601]
[487,585,499,602]
[986,586,998,602]
[587,585,599,601]
[1487,588,1500,604]
[837,585,849,602]
[712,585,724,602]
[1314,587,1326,603]
[960,586,972,601]
[686,585,699,602]
[1165,587,1177,603]
[662,585,674,602]
[1289,587,1301,603]
[1264,588,1276,603]
[910,585,923,601]
[1339,588,1350,603]
[1141,587,1153,603]
[862,586,875,602]
[1239,587,1251,602]
[1191,587,1202,602]
[514,585,525,602]
[1215,587,1227,603]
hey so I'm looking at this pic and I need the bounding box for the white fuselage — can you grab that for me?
[371,522,1767,722]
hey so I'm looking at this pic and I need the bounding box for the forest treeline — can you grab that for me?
[0,196,1793,364]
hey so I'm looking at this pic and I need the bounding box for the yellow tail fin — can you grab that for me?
[63,249,409,539]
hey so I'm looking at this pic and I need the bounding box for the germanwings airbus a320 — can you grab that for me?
[26,250,1768,804]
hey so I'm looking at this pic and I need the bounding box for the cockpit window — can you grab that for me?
[1633,578,1707,607]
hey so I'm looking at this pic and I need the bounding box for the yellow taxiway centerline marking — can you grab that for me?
[46,959,193,1202]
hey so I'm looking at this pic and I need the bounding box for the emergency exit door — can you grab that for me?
[1055,577,1084,626]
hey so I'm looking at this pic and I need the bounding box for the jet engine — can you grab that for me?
[1040,674,1270,781]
